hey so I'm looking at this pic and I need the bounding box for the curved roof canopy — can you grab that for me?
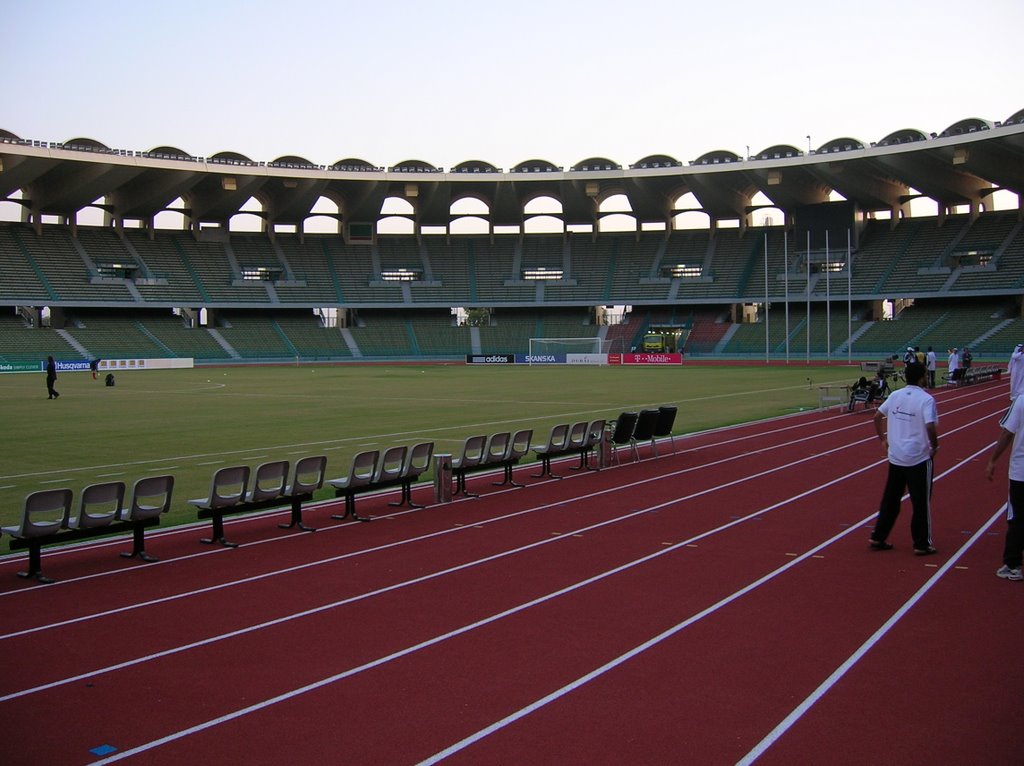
[1,109,1022,227]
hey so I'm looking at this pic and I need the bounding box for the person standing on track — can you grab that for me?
[948,347,959,384]
[926,346,937,388]
[869,362,939,555]
[984,396,1024,581]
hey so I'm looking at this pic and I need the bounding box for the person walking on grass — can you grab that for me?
[869,362,939,555]
[45,355,60,400]
[984,396,1024,581]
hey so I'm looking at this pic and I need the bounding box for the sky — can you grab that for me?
[2,0,1023,171]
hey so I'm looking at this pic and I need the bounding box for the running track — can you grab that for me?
[1,379,1021,765]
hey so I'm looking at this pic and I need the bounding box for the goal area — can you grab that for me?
[528,337,622,358]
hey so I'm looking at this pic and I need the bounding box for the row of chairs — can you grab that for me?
[327,442,435,521]
[532,420,607,478]
[5,408,680,581]
[607,406,678,462]
[189,444,434,541]
[1,475,175,582]
[188,456,328,546]
[451,429,534,497]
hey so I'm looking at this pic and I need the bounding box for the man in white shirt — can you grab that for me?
[947,347,959,384]
[926,346,937,388]
[869,363,939,555]
[1008,343,1024,402]
[984,395,1024,580]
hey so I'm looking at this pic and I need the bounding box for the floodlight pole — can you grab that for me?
[847,228,853,364]
[806,231,811,365]
[764,231,770,364]
[825,230,831,364]
[784,228,790,364]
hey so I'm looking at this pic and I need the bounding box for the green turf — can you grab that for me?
[0,363,858,528]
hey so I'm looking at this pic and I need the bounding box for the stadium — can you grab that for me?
[2,108,1024,365]
[2,85,1024,766]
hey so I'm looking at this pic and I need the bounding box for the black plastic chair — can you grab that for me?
[630,409,660,459]
[608,411,639,463]
[652,405,677,456]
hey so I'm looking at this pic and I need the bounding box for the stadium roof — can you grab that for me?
[1,108,1023,230]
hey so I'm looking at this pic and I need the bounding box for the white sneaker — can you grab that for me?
[996,565,1023,581]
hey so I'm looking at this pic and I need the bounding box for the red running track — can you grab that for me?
[1,380,1021,765]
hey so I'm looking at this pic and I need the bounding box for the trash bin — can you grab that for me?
[433,453,452,504]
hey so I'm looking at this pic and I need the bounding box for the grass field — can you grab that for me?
[0,362,859,528]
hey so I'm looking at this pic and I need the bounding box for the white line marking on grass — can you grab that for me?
[736,502,1006,766]
[1,379,1002,485]
[39,478,72,484]
[96,472,126,478]
[91,444,996,766]
[195,460,224,466]
[415,444,997,766]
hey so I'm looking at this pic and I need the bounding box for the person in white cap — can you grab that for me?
[1010,343,1024,402]
[902,346,915,367]
[948,347,959,384]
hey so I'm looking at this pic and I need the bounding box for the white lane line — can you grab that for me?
[2,428,889,702]
[736,503,1006,766]
[416,444,998,766]
[0,387,1000,627]
[86,465,889,766]
[1,416,879,627]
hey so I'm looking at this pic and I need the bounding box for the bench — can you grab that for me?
[329,442,435,521]
[962,365,1003,385]
[190,457,326,547]
[452,429,533,498]
[532,419,606,478]
[944,365,1002,387]
[3,476,174,583]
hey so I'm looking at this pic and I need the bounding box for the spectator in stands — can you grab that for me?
[46,356,59,399]
[1009,344,1024,402]
[926,346,937,388]
[948,347,960,383]
[984,397,1024,581]
[869,362,939,555]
